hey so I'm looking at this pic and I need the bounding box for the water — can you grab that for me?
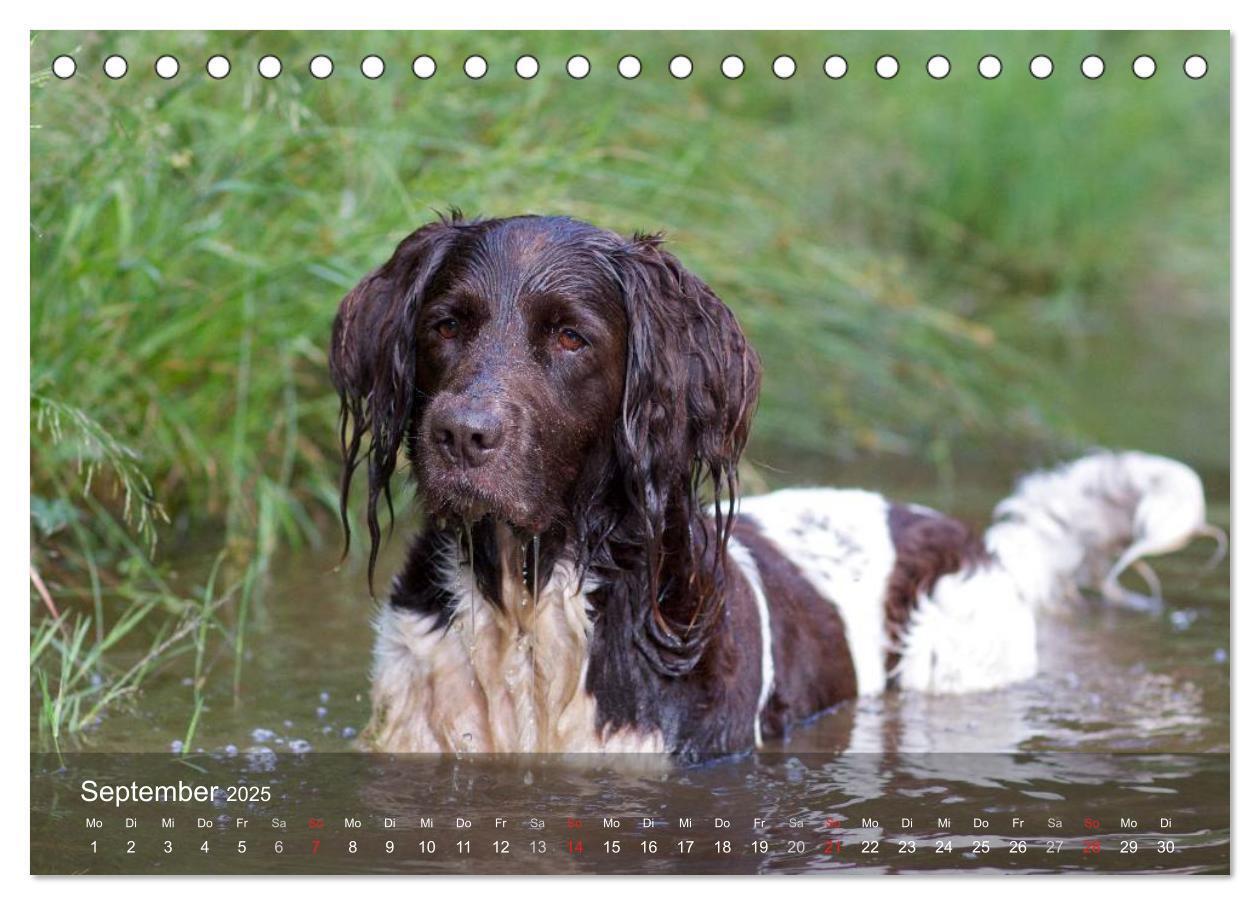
[30,464,1230,874]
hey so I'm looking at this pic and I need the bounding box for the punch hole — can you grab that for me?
[1081,55,1105,79]
[669,55,693,79]
[103,55,128,80]
[721,56,744,79]
[412,55,437,79]
[1029,55,1053,79]
[617,55,641,79]
[567,55,590,79]
[875,55,899,79]
[206,55,231,79]
[926,55,950,79]
[978,55,1002,79]
[258,56,282,79]
[823,55,847,79]
[309,55,334,79]
[1132,55,1156,79]
[155,55,179,79]
[361,55,385,80]
[515,55,539,79]
[51,55,76,79]
[1183,55,1208,79]
[464,55,488,79]
[772,55,796,79]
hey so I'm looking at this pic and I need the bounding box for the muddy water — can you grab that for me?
[31,464,1231,874]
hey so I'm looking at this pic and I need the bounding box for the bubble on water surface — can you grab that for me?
[244,748,278,771]
[1170,609,1198,631]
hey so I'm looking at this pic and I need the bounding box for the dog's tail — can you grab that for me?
[984,450,1220,612]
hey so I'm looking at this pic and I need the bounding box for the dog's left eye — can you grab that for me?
[435,317,460,340]
[555,327,587,352]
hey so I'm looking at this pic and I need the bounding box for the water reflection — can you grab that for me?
[32,752,1228,874]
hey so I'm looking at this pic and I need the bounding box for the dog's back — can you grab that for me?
[731,451,1213,705]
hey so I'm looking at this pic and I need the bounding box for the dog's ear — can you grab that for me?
[609,234,761,669]
[330,218,460,584]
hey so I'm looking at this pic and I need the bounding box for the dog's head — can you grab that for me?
[331,213,760,619]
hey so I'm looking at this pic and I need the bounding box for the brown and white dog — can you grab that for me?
[329,213,1214,762]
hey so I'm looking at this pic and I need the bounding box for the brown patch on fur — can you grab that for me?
[731,516,859,741]
[884,505,991,681]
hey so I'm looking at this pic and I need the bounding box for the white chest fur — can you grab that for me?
[366,541,664,754]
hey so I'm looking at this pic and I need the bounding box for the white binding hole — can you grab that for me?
[361,55,385,80]
[1030,55,1053,79]
[515,55,539,79]
[875,55,899,79]
[1081,55,1105,79]
[566,55,590,79]
[823,55,848,79]
[721,55,744,79]
[103,55,128,79]
[617,55,641,79]
[51,55,76,79]
[1184,54,1208,79]
[926,55,950,79]
[258,55,282,79]
[309,55,334,79]
[772,55,796,79]
[978,55,1003,79]
[1132,55,1156,79]
[464,55,487,80]
[669,55,693,79]
[206,55,231,79]
[155,55,179,79]
[412,55,436,79]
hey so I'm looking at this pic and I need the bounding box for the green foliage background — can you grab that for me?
[29,31,1228,745]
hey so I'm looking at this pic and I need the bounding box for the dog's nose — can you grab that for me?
[430,403,507,468]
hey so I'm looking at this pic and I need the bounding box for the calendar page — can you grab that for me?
[27,28,1230,878]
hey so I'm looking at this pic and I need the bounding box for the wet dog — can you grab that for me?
[330,212,1214,761]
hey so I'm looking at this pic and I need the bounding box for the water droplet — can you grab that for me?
[1170,609,1198,631]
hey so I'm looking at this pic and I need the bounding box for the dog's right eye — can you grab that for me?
[435,317,460,340]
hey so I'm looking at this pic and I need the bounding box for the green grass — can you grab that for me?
[29,30,1229,745]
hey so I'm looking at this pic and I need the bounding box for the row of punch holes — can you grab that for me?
[50,52,1210,82]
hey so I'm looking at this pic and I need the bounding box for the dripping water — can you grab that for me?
[462,521,477,655]
[531,533,541,745]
